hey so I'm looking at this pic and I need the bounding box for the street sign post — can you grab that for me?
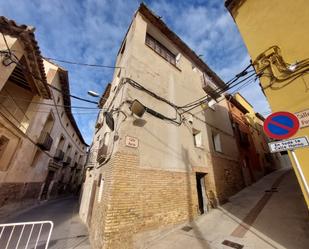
[264,111,299,139]
[264,112,309,200]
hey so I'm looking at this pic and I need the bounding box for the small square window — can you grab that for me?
[193,129,203,148]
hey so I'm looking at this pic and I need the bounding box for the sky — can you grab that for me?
[0,0,271,144]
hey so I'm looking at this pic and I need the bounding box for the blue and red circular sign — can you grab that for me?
[264,112,299,139]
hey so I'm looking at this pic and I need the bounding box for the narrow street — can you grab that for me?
[2,196,90,249]
[145,168,309,249]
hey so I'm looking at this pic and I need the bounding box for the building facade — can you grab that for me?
[225,0,309,207]
[78,4,266,249]
[0,17,88,210]
[227,93,281,186]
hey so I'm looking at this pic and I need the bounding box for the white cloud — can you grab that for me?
[0,0,271,142]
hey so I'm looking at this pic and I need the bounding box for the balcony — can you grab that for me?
[201,73,221,100]
[37,131,53,151]
[97,145,108,164]
[54,149,65,161]
[63,156,72,166]
[48,158,63,169]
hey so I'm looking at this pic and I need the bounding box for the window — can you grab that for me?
[212,133,222,152]
[193,129,203,148]
[42,113,55,133]
[57,135,65,150]
[0,135,9,161]
[120,41,126,55]
[66,144,72,155]
[31,149,41,168]
[145,33,176,65]
[97,132,110,163]
[0,132,19,171]
[57,96,61,104]
[117,69,121,79]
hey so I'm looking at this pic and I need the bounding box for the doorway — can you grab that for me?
[196,173,208,215]
[41,170,55,200]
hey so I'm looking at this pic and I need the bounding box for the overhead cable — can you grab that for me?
[44,57,124,69]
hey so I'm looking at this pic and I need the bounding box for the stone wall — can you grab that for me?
[89,152,199,249]
[0,182,43,208]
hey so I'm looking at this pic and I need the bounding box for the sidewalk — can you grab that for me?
[143,169,309,249]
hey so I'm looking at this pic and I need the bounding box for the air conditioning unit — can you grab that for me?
[97,145,108,164]
[201,73,220,99]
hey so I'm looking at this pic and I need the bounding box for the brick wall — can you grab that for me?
[89,152,199,249]
[206,155,245,204]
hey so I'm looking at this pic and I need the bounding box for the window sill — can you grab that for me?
[145,44,182,72]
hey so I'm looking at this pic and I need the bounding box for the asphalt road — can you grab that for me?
[0,196,90,249]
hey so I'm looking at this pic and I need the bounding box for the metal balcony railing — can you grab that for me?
[54,149,64,161]
[37,131,53,151]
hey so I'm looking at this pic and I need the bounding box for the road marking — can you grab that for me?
[230,171,290,238]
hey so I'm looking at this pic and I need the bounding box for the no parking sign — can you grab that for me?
[263,112,299,140]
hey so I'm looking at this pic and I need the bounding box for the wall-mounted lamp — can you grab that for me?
[87,90,100,97]
[130,99,146,117]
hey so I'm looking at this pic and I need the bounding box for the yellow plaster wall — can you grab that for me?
[230,0,309,206]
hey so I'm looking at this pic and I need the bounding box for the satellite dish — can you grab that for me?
[104,112,114,131]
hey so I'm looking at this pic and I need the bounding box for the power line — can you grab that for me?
[48,84,98,105]
[180,64,255,109]
[0,94,100,109]
[180,73,258,113]
[0,49,100,105]
[44,57,124,69]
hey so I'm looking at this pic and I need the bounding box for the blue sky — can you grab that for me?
[0,0,271,144]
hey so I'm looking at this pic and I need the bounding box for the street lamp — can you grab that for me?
[87,90,100,97]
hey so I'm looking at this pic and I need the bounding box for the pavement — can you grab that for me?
[0,196,90,249]
[144,168,309,249]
